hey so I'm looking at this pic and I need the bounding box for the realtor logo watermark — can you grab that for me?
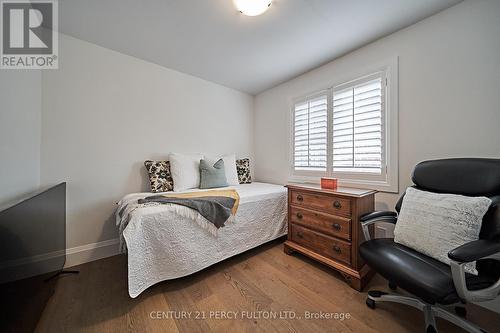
[1,0,58,69]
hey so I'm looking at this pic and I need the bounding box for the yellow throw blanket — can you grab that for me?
[160,189,240,216]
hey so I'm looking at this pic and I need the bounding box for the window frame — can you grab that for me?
[288,56,398,193]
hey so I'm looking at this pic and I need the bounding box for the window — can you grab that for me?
[290,58,398,192]
[332,74,383,174]
[293,93,328,172]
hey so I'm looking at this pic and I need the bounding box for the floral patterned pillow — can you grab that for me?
[236,158,252,184]
[144,160,174,192]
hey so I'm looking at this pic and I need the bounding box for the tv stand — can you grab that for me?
[44,270,79,282]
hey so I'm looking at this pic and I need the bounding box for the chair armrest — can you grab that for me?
[449,239,500,303]
[360,211,397,241]
[448,239,500,263]
[360,211,397,222]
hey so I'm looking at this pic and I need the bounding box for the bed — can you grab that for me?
[116,182,287,298]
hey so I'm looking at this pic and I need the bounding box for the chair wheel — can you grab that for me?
[426,325,437,333]
[366,298,376,309]
[388,281,397,291]
[455,306,466,318]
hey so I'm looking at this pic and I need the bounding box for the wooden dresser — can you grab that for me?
[284,183,376,291]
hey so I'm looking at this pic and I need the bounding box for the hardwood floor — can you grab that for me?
[36,239,500,333]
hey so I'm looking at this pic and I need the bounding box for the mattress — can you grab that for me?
[118,182,288,298]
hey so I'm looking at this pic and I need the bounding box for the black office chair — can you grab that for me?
[359,158,500,333]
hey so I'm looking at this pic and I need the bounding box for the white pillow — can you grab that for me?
[168,153,204,191]
[394,187,491,275]
[205,154,239,186]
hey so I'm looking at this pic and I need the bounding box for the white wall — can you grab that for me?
[0,71,42,208]
[253,0,500,312]
[41,34,254,249]
[254,0,500,210]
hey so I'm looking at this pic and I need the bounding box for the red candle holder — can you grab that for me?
[321,177,338,190]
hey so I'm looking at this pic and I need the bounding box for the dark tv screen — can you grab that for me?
[0,183,66,333]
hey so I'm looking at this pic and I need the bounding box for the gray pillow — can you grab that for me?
[199,158,228,189]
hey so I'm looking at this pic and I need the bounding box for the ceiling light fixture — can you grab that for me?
[233,0,272,17]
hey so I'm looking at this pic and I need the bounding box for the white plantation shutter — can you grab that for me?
[289,62,397,192]
[333,74,384,174]
[293,94,328,171]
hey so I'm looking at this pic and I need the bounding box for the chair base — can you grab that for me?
[366,290,487,333]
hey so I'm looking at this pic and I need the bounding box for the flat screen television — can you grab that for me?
[0,183,66,333]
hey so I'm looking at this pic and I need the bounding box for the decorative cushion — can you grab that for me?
[144,160,174,193]
[205,154,239,186]
[199,159,228,189]
[169,153,204,191]
[236,158,252,184]
[394,187,492,275]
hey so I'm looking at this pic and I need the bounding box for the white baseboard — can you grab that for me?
[375,223,395,238]
[65,238,120,268]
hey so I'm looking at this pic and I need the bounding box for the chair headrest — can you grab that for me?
[412,158,500,196]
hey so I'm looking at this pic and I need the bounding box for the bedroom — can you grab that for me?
[1,0,500,332]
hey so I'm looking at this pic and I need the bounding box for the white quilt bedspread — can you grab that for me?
[118,182,287,298]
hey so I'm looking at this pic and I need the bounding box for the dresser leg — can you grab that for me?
[341,273,363,291]
[283,243,294,255]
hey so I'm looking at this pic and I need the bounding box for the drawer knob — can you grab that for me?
[296,213,303,219]
[333,200,342,209]
[333,245,341,253]
[332,223,341,231]
[297,194,303,202]
[297,231,304,238]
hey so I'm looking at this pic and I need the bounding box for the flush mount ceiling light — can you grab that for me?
[233,0,272,16]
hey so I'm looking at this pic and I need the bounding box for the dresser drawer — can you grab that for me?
[290,190,351,217]
[290,224,351,265]
[290,206,351,240]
